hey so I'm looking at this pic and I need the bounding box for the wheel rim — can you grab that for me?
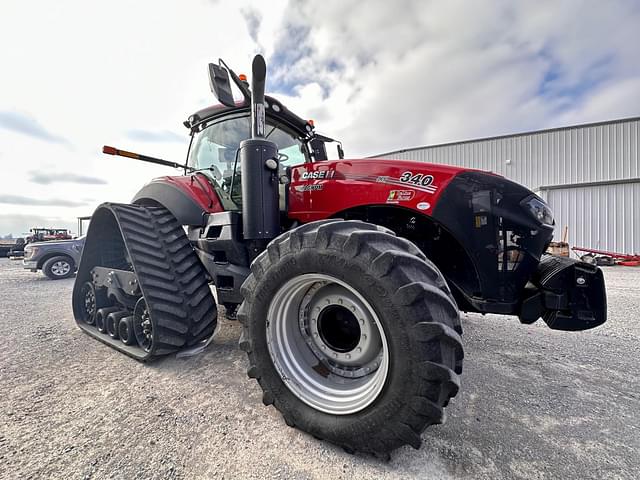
[133,298,153,351]
[51,261,71,276]
[266,274,389,415]
[80,282,96,325]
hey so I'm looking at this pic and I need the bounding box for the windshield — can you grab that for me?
[188,114,307,210]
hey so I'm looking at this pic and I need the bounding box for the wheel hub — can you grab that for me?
[299,283,383,376]
[84,291,95,316]
[81,282,97,324]
[133,298,153,352]
[52,261,71,276]
[317,305,360,353]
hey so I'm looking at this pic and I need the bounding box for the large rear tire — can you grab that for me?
[238,219,463,456]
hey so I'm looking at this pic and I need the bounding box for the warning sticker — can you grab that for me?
[386,190,415,203]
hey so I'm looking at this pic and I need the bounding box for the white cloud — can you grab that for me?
[264,0,640,154]
[0,194,88,207]
[0,110,70,145]
[0,0,638,235]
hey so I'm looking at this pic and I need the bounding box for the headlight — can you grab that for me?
[25,246,37,258]
[523,196,554,227]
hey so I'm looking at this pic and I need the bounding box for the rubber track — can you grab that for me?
[238,219,463,457]
[72,203,216,361]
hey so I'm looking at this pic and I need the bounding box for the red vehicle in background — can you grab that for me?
[26,228,72,244]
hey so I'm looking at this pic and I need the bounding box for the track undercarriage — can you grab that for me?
[72,203,217,361]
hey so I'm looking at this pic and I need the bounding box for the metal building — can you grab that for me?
[375,117,640,254]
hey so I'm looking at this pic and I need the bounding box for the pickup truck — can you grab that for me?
[23,237,84,279]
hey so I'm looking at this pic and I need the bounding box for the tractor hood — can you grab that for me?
[288,158,478,222]
[287,157,549,232]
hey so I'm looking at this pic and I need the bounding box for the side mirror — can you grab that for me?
[208,63,236,108]
[309,137,328,161]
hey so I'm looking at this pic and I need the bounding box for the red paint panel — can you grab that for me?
[154,174,224,213]
[288,158,480,222]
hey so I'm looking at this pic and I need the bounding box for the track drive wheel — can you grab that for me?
[79,282,108,325]
[133,298,153,352]
[238,219,463,457]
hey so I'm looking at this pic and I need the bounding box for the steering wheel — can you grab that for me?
[277,152,289,163]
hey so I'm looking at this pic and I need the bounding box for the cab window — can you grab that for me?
[188,114,306,210]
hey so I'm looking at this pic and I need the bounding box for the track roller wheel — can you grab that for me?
[96,307,120,333]
[119,316,136,346]
[106,311,130,339]
[239,219,463,457]
[96,314,107,333]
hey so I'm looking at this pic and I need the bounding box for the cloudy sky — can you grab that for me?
[1,0,639,236]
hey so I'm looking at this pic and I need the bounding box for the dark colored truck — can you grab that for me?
[23,237,84,279]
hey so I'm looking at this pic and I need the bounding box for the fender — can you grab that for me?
[132,174,223,226]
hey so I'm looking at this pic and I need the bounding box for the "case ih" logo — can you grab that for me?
[301,170,335,180]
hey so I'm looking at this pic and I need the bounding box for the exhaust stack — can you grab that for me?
[239,55,280,240]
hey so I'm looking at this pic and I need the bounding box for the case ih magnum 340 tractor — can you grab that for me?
[72,55,606,457]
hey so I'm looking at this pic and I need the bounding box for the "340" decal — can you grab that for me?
[399,171,434,187]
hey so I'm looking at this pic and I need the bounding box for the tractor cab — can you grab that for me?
[186,110,308,211]
[183,60,343,211]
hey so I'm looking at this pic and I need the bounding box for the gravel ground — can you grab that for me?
[0,258,638,480]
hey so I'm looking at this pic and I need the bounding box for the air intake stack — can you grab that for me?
[239,55,280,240]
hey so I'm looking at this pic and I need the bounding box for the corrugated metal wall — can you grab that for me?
[376,117,640,254]
[543,183,640,253]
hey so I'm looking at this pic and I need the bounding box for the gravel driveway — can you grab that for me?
[0,258,638,479]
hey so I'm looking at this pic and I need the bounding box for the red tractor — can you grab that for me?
[72,55,606,457]
[27,227,72,243]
